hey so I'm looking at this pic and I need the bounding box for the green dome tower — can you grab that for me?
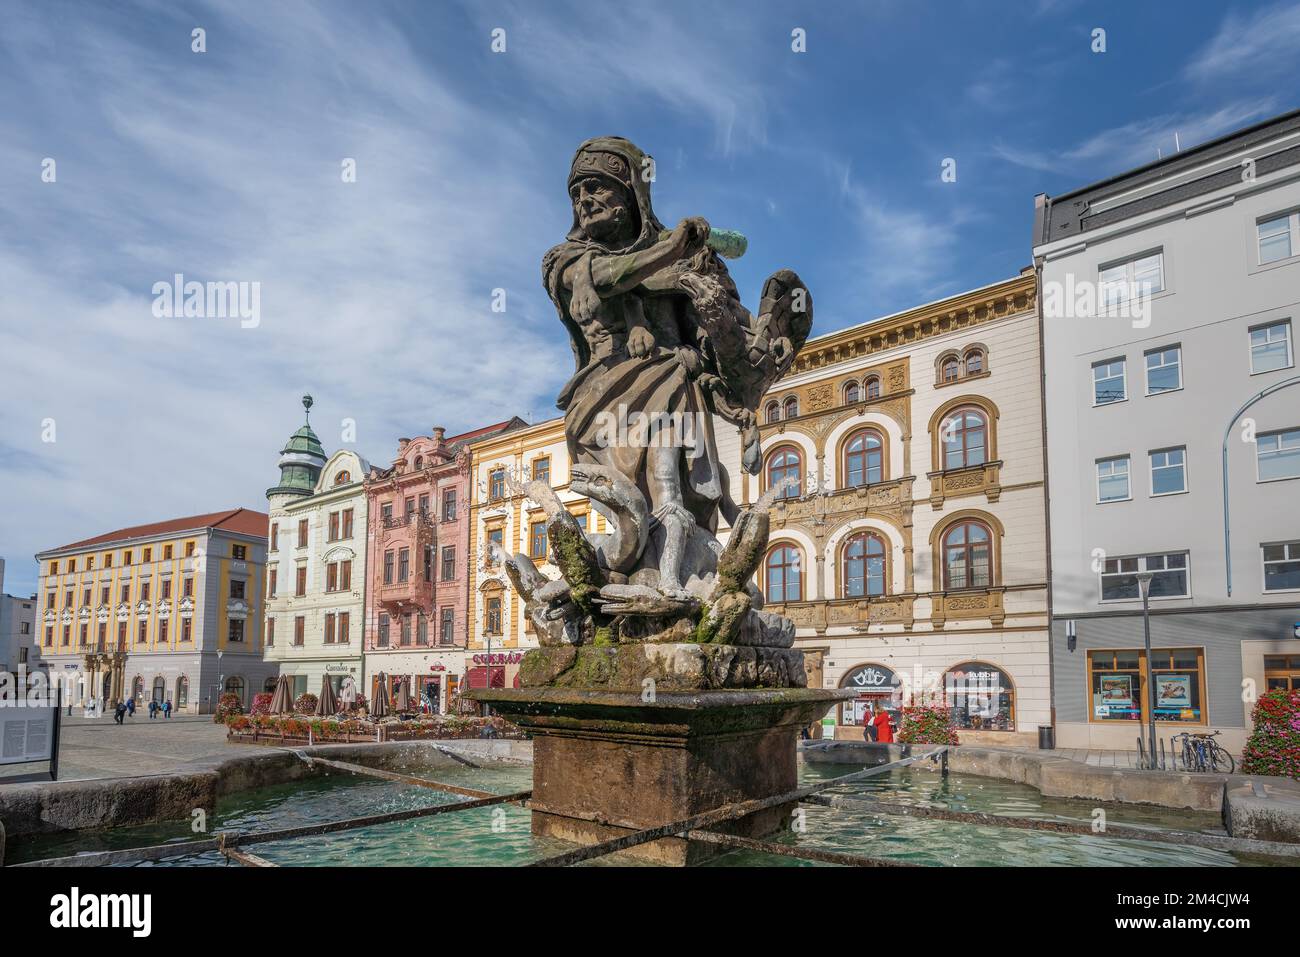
[267,394,328,501]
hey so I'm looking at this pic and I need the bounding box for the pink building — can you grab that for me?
[363,420,524,713]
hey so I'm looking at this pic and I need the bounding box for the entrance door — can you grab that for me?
[420,676,441,715]
[101,672,112,704]
[152,676,166,704]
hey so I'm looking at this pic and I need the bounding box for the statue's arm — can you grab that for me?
[562,218,708,298]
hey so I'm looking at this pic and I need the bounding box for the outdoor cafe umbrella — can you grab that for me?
[269,674,294,714]
[394,676,412,713]
[315,675,339,716]
[371,673,390,718]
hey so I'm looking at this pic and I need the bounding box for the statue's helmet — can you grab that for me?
[566,136,665,253]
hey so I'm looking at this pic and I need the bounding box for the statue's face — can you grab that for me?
[570,175,634,243]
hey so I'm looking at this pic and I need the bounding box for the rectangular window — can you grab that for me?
[138,621,147,644]
[440,607,454,643]
[398,547,410,583]
[530,521,548,560]
[68,559,76,573]
[328,511,339,542]
[338,612,349,643]
[161,579,171,600]
[266,617,275,646]
[295,566,306,596]
[489,469,505,501]
[141,582,150,601]
[163,545,172,560]
[1099,250,1164,308]
[324,612,336,644]
[50,560,58,575]
[124,550,132,566]
[485,596,502,635]
[62,625,70,647]
[1257,211,1298,265]
[270,524,278,551]
[44,626,53,647]
[1150,447,1187,496]
[228,619,244,643]
[342,508,354,539]
[1257,428,1300,481]
[104,553,113,568]
[404,496,415,517]
[384,550,394,585]
[117,621,127,647]
[1095,455,1131,503]
[141,549,150,563]
[487,527,503,563]
[294,616,305,646]
[442,488,457,522]
[232,544,246,560]
[87,556,94,569]
[83,587,91,605]
[574,512,589,532]
[1263,541,1300,592]
[268,568,277,598]
[340,560,351,591]
[326,562,338,592]
[416,613,428,646]
[378,614,390,648]
[418,493,430,518]
[532,457,551,485]
[185,542,195,558]
[101,586,109,604]
[64,589,72,607]
[1250,320,1293,374]
[159,620,168,644]
[424,545,433,583]
[1100,551,1190,601]
[181,618,192,642]
[1088,648,1204,724]
[80,623,89,647]
[1264,655,1300,691]
[441,546,456,582]
[46,591,55,609]
[182,577,193,598]
[1092,358,1126,405]
[1144,345,1181,395]
[230,579,246,600]
[400,613,412,647]
[120,584,130,603]
[297,519,308,547]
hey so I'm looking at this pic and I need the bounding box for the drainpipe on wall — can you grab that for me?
[1033,253,1057,737]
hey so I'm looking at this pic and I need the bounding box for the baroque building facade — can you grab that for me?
[362,418,525,712]
[32,508,272,713]
[264,398,370,702]
[740,271,1050,746]
[466,416,599,696]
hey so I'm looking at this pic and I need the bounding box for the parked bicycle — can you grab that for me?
[1175,730,1235,774]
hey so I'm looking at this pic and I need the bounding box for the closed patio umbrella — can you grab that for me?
[394,677,412,713]
[371,673,389,718]
[315,676,339,716]
[269,675,293,714]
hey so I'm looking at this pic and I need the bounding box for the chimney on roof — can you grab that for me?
[433,426,446,441]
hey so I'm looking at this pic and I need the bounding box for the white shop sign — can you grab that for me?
[0,693,62,779]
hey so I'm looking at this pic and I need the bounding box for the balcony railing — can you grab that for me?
[383,510,433,530]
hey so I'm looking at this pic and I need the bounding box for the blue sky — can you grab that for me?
[1,0,1297,594]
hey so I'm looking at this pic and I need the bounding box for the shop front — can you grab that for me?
[365,648,465,714]
[466,652,523,691]
[838,662,905,731]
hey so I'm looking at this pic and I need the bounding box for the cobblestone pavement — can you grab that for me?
[0,712,236,784]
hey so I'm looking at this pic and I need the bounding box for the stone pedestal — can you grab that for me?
[469,684,851,865]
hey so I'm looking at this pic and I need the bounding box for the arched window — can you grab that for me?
[782,396,799,419]
[865,375,881,399]
[942,520,992,589]
[152,676,166,704]
[843,532,887,597]
[334,470,351,486]
[843,429,884,487]
[945,662,1015,731]
[766,447,802,499]
[224,675,246,706]
[842,381,861,405]
[964,349,984,375]
[263,676,277,693]
[177,676,190,709]
[414,455,424,470]
[940,408,987,470]
[131,676,144,701]
[765,401,781,423]
[941,356,960,383]
[764,544,802,602]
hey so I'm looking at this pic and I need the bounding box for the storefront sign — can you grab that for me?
[472,653,521,665]
[429,663,446,672]
[844,664,898,690]
[325,663,356,674]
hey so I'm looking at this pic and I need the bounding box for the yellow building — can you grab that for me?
[738,271,1051,746]
[32,509,274,713]
[465,416,602,693]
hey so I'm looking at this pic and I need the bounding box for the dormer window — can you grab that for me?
[414,456,424,470]
[334,470,351,486]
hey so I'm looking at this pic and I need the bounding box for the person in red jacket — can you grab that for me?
[872,707,894,744]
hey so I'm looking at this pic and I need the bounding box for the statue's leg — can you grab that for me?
[649,443,692,596]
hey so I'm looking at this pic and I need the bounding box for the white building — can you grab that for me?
[1034,108,1300,752]
[264,397,371,702]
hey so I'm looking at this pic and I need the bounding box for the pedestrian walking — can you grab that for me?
[163,699,173,719]
[872,707,895,744]
[114,702,126,725]
[126,697,136,718]
[148,699,158,720]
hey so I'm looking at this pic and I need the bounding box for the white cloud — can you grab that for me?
[1185,1,1300,83]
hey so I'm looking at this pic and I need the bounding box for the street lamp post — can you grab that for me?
[1135,571,1156,768]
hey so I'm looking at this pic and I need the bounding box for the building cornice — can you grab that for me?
[783,272,1036,379]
